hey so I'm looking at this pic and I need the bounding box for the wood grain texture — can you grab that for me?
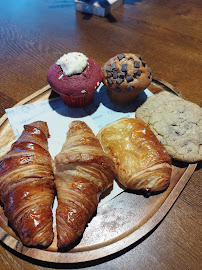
[0,0,201,269]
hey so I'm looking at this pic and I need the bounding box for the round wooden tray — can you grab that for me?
[0,80,197,263]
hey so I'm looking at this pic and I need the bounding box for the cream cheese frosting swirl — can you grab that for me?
[56,52,88,76]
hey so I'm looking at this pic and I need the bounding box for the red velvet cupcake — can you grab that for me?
[47,52,103,107]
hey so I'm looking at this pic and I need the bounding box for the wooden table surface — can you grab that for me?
[0,0,201,269]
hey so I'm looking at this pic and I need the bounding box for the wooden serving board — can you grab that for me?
[0,80,197,263]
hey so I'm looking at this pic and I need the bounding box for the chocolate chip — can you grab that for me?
[106,65,111,72]
[187,146,193,152]
[148,67,152,79]
[107,72,112,78]
[112,62,116,70]
[136,54,142,60]
[134,61,140,68]
[117,53,125,61]
[143,189,151,198]
[116,77,124,84]
[115,87,121,92]
[126,85,134,91]
[142,60,146,67]
[121,64,127,72]
[113,71,118,79]
[107,78,113,85]
[119,71,126,79]
[126,76,134,82]
[134,69,141,76]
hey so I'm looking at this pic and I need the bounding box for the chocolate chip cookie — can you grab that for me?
[136,91,202,162]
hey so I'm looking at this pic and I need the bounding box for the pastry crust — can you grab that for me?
[97,118,172,192]
[53,120,115,249]
[0,121,55,247]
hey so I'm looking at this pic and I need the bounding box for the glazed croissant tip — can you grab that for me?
[25,121,50,138]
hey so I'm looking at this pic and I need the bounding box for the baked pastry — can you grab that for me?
[136,91,202,162]
[53,120,115,249]
[102,53,152,104]
[47,52,103,107]
[0,121,55,247]
[97,118,172,192]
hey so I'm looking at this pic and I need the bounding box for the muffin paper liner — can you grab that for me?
[60,93,94,108]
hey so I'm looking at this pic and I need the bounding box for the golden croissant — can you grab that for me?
[0,121,55,247]
[53,120,115,249]
[97,118,172,193]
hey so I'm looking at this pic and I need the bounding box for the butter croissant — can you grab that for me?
[0,121,55,247]
[97,118,172,193]
[53,120,115,249]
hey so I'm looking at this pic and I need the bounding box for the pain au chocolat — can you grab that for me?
[97,118,172,193]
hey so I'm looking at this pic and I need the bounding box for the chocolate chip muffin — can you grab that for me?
[102,53,152,104]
